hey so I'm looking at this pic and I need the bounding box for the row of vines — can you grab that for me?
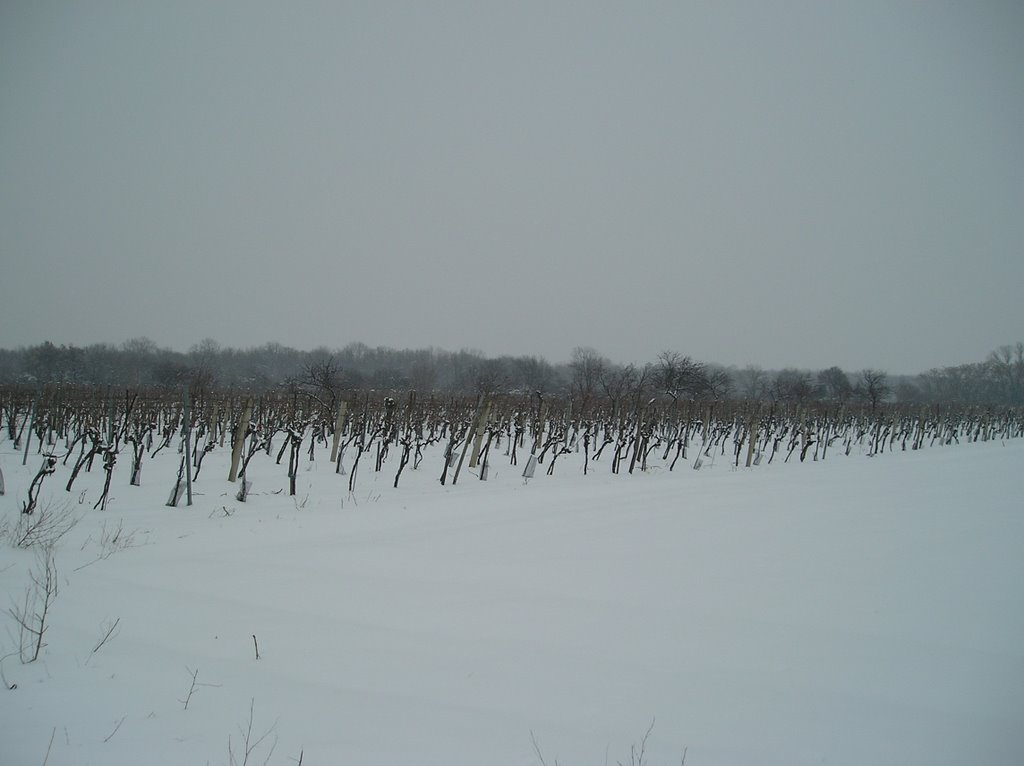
[2,384,1022,514]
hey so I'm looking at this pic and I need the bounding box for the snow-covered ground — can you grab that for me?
[1,434,1021,765]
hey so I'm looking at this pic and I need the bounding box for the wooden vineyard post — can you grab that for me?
[468,399,491,468]
[329,400,349,464]
[745,408,759,467]
[453,395,485,485]
[228,398,253,483]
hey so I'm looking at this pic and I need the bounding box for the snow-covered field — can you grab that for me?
[1,435,1021,765]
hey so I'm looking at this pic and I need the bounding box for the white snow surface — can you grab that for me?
[1,436,1022,765]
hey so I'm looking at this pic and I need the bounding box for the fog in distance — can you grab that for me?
[2,2,1021,373]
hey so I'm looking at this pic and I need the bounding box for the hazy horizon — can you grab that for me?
[2,2,1021,373]
[3,334,1015,379]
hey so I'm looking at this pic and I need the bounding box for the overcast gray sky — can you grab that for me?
[1,1,1021,373]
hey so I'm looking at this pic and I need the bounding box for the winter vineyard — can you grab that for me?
[4,385,1023,512]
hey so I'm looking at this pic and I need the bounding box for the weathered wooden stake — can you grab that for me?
[453,395,484,485]
[468,399,491,468]
[228,398,253,483]
[329,401,348,464]
[745,411,759,467]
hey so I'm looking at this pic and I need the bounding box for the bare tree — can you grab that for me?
[187,338,221,398]
[295,355,346,416]
[600,364,638,417]
[988,343,1024,405]
[407,358,438,392]
[628,363,656,409]
[858,369,890,410]
[734,365,769,400]
[817,366,853,403]
[771,369,816,404]
[513,355,558,396]
[471,358,508,396]
[703,366,734,400]
[569,347,607,414]
[654,351,710,400]
[120,336,159,386]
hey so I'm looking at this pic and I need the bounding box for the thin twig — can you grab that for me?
[41,726,55,766]
[89,617,120,658]
[180,666,220,710]
[0,650,17,689]
[103,715,126,743]
[530,730,560,766]
[181,667,200,710]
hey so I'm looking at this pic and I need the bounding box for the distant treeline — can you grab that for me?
[0,338,1021,406]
